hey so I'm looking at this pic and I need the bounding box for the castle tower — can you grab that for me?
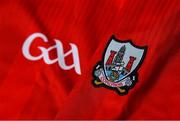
[106,50,117,65]
[125,56,136,72]
[113,45,126,64]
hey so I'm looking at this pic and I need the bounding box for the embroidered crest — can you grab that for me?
[93,35,147,95]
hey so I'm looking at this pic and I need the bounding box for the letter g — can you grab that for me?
[22,33,48,61]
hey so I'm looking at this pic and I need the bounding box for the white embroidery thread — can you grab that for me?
[22,33,81,75]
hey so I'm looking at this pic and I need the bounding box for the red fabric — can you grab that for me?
[0,0,179,119]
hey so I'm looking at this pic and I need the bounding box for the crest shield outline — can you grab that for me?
[93,35,147,95]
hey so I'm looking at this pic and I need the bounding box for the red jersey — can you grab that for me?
[0,0,179,119]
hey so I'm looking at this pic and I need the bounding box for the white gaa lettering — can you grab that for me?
[22,33,81,75]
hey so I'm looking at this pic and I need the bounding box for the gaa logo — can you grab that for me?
[93,36,147,95]
[22,33,81,75]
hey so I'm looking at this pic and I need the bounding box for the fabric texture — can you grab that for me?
[0,0,179,119]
